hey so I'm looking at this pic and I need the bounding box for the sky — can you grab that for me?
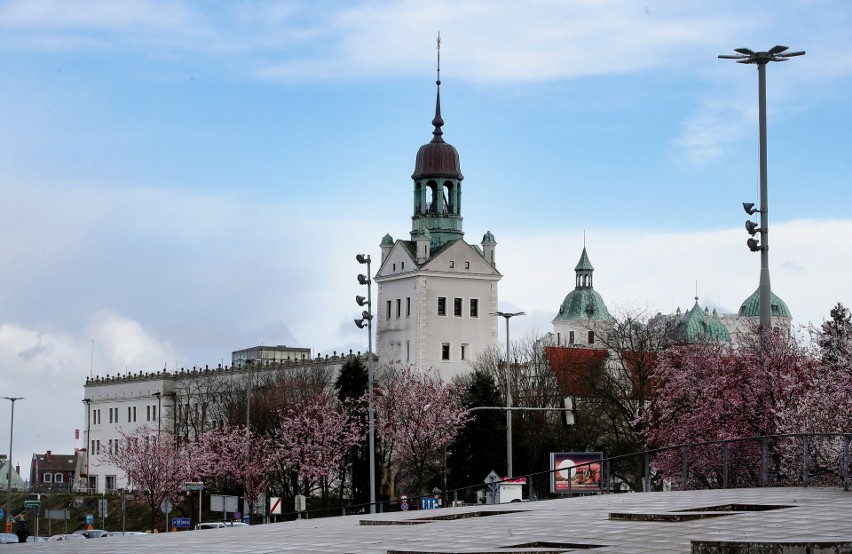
[0,0,850,470]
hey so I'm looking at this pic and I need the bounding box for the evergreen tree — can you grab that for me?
[446,370,504,493]
[818,302,852,368]
[334,356,371,506]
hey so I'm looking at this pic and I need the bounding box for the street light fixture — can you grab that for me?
[354,253,377,514]
[2,397,23,532]
[719,45,804,339]
[490,311,525,478]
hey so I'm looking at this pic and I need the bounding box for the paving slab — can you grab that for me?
[23,487,852,553]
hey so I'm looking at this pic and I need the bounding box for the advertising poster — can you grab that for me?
[550,452,602,494]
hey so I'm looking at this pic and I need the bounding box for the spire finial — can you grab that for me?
[431,31,445,143]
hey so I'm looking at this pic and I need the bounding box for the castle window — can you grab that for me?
[460,344,468,361]
[450,260,455,268]
[386,300,392,319]
[406,297,411,317]
[396,299,401,318]
[470,299,479,318]
[401,262,405,270]
[438,297,446,316]
[454,298,462,317]
[406,341,410,362]
[569,331,575,345]
[465,261,470,269]
[441,343,450,361]
[557,332,561,345]
[393,263,396,271]
[588,330,595,344]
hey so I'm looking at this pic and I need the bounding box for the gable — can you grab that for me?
[421,239,501,277]
[375,241,417,278]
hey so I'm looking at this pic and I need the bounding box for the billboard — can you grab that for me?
[550,452,603,494]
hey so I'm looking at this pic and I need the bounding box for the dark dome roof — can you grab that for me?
[412,141,463,180]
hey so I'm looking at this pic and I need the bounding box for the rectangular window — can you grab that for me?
[153,405,157,422]
[146,406,151,421]
[396,298,401,318]
[557,332,561,345]
[393,263,396,271]
[450,260,455,268]
[106,475,116,491]
[91,440,95,453]
[454,297,462,317]
[569,331,575,345]
[465,261,470,269]
[441,343,450,361]
[406,341,410,362]
[401,262,405,270]
[470,299,479,318]
[588,330,595,344]
[127,406,131,422]
[132,406,137,422]
[460,344,468,361]
[96,440,101,455]
[406,297,411,317]
[108,439,113,454]
[386,300,391,319]
[438,297,446,316]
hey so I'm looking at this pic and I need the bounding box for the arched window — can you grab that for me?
[43,473,53,483]
[54,473,64,483]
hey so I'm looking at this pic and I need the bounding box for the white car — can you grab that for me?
[48,534,86,541]
[195,521,249,530]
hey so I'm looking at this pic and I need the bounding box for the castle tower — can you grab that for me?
[374,44,501,379]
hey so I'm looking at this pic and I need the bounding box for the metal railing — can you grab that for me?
[270,432,852,521]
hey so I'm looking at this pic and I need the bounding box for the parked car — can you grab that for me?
[26,536,49,542]
[195,521,249,530]
[74,529,110,538]
[48,534,86,541]
[106,531,147,537]
[0,533,18,544]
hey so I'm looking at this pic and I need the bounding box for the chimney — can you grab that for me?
[47,450,52,462]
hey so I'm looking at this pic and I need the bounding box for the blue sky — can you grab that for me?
[0,0,850,464]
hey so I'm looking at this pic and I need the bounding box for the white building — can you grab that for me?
[80,354,360,494]
[374,76,501,379]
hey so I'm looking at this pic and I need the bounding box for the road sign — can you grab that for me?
[85,513,94,525]
[420,497,439,510]
[23,500,40,509]
[270,497,282,515]
[400,501,408,511]
[234,511,241,519]
[0,509,4,520]
[160,499,173,514]
[184,481,204,491]
[171,517,191,528]
[98,498,108,517]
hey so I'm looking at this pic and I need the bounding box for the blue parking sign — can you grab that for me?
[85,514,94,525]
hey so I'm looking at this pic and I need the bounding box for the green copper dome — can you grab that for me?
[482,231,496,244]
[381,233,394,246]
[738,289,792,318]
[553,247,611,322]
[675,300,730,343]
[553,288,612,322]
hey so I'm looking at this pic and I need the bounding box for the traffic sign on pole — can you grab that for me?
[270,497,281,515]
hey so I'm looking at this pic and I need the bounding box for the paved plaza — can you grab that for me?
[25,487,852,553]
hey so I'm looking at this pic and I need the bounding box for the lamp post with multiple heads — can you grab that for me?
[3,396,23,531]
[491,311,525,478]
[354,253,377,514]
[719,45,804,341]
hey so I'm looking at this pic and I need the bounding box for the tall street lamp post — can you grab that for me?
[719,45,804,341]
[152,392,162,435]
[491,312,524,478]
[3,396,23,532]
[355,253,377,514]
